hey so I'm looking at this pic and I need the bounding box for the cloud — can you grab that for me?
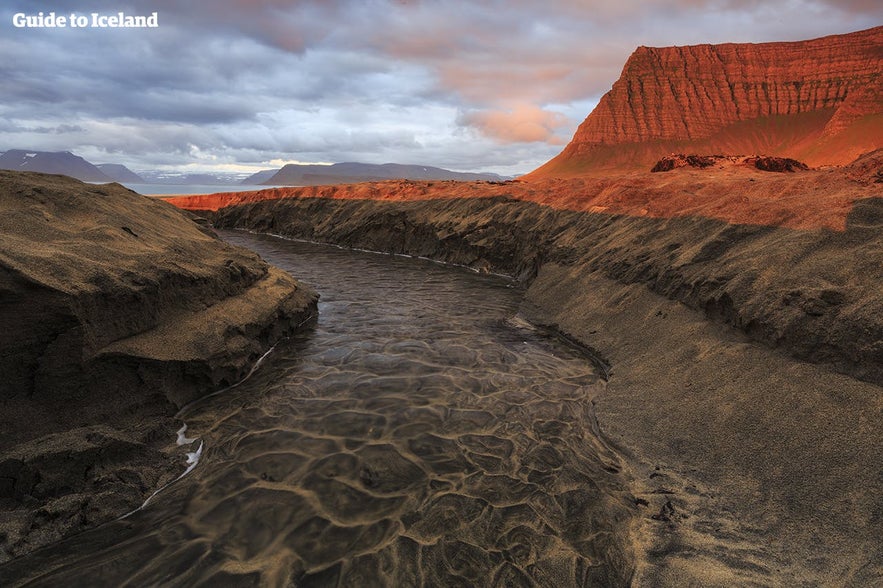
[0,0,880,175]
[459,105,571,144]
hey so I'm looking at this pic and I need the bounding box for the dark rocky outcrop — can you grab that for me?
[651,154,720,172]
[749,156,809,172]
[0,171,317,561]
[650,154,810,173]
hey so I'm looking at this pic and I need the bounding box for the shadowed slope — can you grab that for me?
[0,171,317,561]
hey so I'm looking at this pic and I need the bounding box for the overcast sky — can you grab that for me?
[1,1,880,175]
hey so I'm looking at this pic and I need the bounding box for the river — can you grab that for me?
[0,231,633,587]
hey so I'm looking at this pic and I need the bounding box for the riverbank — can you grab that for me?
[0,233,642,586]
[0,171,318,562]
[177,166,882,585]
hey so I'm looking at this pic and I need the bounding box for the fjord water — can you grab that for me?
[1,231,633,587]
[122,184,284,196]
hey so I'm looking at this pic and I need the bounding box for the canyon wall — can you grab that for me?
[0,172,317,427]
[529,26,883,176]
[207,195,882,387]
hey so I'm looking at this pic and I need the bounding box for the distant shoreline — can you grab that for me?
[115,183,288,196]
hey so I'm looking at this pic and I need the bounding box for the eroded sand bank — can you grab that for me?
[0,171,317,562]
[192,185,882,585]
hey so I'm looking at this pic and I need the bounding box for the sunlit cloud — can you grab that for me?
[459,105,572,144]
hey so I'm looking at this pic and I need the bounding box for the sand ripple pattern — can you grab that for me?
[1,232,634,587]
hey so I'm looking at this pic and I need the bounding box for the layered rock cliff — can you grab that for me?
[530,26,883,176]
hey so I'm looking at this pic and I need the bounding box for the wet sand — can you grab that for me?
[0,233,637,586]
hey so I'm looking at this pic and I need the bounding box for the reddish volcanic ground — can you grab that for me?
[165,155,878,231]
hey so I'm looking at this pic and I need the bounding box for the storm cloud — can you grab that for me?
[1,0,879,174]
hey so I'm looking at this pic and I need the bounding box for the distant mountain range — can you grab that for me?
[96,163,145,183]
[240,169,281,184]
[0,151,248,185]
[261,162,507,185]
[0,150,116,183]
[0,149,508,186]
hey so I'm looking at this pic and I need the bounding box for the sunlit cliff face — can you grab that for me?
[528,26,883,177]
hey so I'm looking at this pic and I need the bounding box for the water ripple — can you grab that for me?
[2,231,634,587]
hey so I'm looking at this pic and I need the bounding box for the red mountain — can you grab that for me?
[529,26,883,177]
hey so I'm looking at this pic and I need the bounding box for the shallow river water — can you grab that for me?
[2,231,633,587]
